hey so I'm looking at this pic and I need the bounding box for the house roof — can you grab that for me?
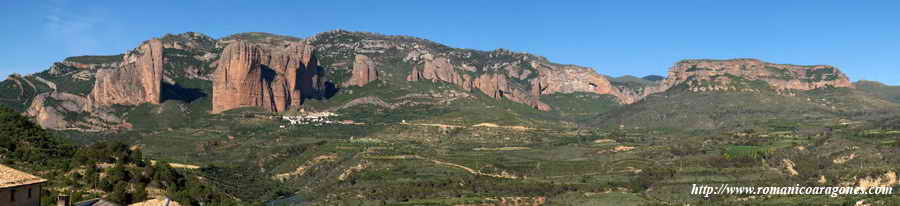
[129,198,182,206]
[0,164,47,188]
[74,198,121,206]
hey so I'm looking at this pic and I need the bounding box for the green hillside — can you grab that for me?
[856,80,900,104]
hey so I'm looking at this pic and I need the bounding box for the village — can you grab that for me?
[279,111,358,128]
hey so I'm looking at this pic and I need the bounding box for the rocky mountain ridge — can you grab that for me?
[90,39,164,106]
[643,58,854,96]
[0,30,881,131]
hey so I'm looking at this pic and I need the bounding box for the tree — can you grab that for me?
[84,163,99,189]
[0,107,74,165]
[107,163,130,183]
[71,190,86,203]
[133,182,149,202]
[98,179,114,192]
[108,181,131,204]
[154,161,182,190]
[133,149,146,167]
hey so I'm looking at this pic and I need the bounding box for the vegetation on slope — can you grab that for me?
[856,80,900,104]
[0,107,242,206]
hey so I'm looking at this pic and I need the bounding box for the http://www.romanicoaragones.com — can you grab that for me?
[691,184,894,198]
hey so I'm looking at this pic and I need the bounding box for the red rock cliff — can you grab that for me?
[212,40,318,113]
[90,39,164,105]
[403,50,636,110]
[343,54,378,87]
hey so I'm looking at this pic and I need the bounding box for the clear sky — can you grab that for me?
[2,1,898,84]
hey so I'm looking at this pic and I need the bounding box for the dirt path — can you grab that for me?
[430,159,519,179]
[473,147,530,151]
[400,122,534,131]
[472,122,533,131]
[362,153,519,179]
[400,122,464,129]
[149,160,201,169]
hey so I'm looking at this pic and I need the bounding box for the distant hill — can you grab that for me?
[594,59,897,130]
[856,80,900,104]
[642,75,664,81]
[593,87,899,130]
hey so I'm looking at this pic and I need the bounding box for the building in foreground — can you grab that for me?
[0,164,47,206]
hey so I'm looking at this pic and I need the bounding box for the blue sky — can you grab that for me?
[2,1,898,84]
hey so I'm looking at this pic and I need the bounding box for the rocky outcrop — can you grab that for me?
[160,32,217,50]
[52,61,120,73]
[212,40,320,113]
[406,67,423,81]
[421,57,464,85]
[407,55,465,86]
[90,39,164,105]
[406,57,552,110]
[645,59,854,96]
[309,31,640,110]
[468,73,547,110]
[342,54,378,87]
[26,91,127,131]
[528,62,638,104]
[25,93,69,129]
[473,74,509,99]
[404,51,635,110]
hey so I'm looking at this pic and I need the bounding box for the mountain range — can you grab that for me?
[2,30,900,205]
[3,30,897,132]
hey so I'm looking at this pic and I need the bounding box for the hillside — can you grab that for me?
[0,107,239,205]
[594,87,900,130]
[856,80,900,104]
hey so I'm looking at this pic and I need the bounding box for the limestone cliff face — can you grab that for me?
[212,40,319,113]
[421,56,464,86]
[26,91,128,131]
[402,56,637,110]
[90,39,164,105]
[405,56,555,110]
[645,59,854,95]
[407,56,465,85]
[403,51,633,110]
[343,54,378,87]
[478,74,551,111]
[528,62,638,104]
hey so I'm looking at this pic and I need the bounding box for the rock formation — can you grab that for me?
[403,51,635,110]
[407,56,465,85]
[528,62,638,104]
[406,56,555,110]
[421,56,464,85]
[9,31,871,129]
[644,59,854,96]
[26,91,127,131]
[343,54,378,87]
[212,40,320,113]
[90,39,164,105]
